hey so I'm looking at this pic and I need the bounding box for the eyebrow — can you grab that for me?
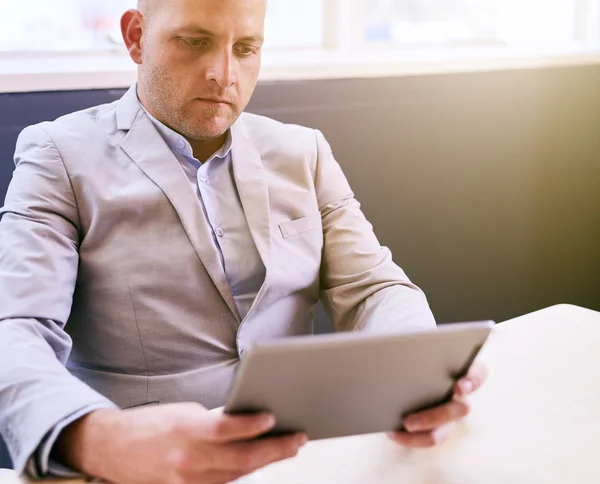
[173,27,264,43]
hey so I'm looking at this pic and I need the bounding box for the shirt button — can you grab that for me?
[215,228,224,237]
[199,175,209,183]
[177,140,186,150]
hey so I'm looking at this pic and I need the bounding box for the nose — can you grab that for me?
[205,48,237,89]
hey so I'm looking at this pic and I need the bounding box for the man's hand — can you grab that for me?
[55,403,307,484]
[387,362,488,448]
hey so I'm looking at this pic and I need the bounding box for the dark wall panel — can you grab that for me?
[247,67,600,322]
[0,89,127,199]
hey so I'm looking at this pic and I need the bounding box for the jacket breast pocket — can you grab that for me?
[279,213,322,239]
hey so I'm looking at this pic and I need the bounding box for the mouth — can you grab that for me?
[197,98,231,105]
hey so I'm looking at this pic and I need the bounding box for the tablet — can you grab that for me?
[224,321,494,440]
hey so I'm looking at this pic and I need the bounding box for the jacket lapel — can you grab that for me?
[230,119,272,318]
[116,86,240,320]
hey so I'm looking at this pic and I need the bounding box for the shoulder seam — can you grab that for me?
[36,125,82,239]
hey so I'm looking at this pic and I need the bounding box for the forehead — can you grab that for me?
[152,0,267,36]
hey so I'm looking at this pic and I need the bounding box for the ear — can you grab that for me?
[121,9,144,65]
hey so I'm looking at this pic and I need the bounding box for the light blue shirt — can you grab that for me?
[34,108,266,478]
[145,110,266,321]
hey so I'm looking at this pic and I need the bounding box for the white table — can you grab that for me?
[2,304,599,484]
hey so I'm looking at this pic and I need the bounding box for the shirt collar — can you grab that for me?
[141,104,233,163]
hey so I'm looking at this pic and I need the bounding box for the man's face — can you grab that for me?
[137,0,265,141]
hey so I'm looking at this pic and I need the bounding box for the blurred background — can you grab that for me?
[0,0,598,51]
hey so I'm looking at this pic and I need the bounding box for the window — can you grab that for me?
[362,0,600,47]
[0,0,598,52]
[265,0,326,48]
[363,0,500,45]
[0,0,131,52]
[0,0,326,52]
[0,0,599,92]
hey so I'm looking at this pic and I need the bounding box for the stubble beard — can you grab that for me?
[141,61,233,141]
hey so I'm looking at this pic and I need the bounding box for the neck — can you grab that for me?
[189,134,227,163]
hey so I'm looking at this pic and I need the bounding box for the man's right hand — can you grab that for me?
[55,403,307,484]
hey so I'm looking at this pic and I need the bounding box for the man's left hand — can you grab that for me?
[387,362,488,448]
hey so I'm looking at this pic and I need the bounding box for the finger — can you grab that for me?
[223,433,308,473]
[467,362,488,390]
[199,411,276,443]
[403,399,470,433]
[387,423,455,448]
[207,406,225,415]
[455,362,488,397]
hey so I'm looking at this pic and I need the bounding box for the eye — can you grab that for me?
[182,38,209,48]
[236,45,257,57]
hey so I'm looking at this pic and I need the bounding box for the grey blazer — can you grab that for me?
[0,86,435,472]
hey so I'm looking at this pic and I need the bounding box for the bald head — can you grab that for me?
[137,0,267,20]
[137,0,161,25]
[137,0,157,13]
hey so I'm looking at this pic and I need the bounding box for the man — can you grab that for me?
[0,0,486,483]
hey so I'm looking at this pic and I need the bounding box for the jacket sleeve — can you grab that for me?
[315,129,437,333]
[0,124,116,475]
